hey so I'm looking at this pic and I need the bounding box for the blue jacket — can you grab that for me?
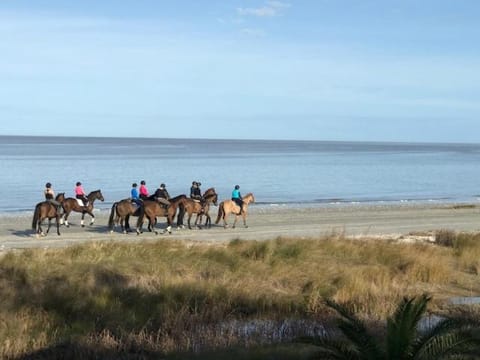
[131,187,139,200]
[232,189,242,199]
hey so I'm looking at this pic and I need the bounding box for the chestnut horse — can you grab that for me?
[141,194,187,234]
[215,193,255,228]
[108,199,144,234]
[62,190,104,227]
[32,193,65,236]
[180,192,218,229]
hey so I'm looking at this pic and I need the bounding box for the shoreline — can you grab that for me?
[1,202,479,251]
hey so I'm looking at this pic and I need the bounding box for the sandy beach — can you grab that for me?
[1,203,479,251]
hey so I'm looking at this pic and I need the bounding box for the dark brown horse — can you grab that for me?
[141,194,187,234]
[62,190,104,227]
[108,199,144,234]
[215,193,255,228]
[32,193,65,236]
[180,191,218,229]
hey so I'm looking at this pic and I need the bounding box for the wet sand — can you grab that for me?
[1,203,479,251]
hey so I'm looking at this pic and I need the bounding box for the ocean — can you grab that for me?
[2,135,480,214]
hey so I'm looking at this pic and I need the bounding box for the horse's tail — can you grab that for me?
[108,202,118,230]
[32,203,41,230]
[215,202,224,225]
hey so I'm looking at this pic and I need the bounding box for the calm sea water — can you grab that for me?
[2,135,480,213]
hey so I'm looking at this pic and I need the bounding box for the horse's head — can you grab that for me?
[203,187,216,197]
[244,193,255,204]
[211,193,218,206]
[89,190,105,202]
[55,192,65,202]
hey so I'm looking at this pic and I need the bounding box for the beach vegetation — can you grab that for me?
[1,234,480,358]
[298,294,480,359]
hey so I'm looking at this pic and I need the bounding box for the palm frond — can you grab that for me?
[386,294,430,358]
[326,299,384,359]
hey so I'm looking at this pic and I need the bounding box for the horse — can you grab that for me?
[180,191,218,229]
[32,193,65,236]
[141,194,187,234]
[215,193,255,228]
[62,190,105,227]
[108,199,144,234]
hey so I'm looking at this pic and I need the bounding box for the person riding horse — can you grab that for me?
[139,180,149,200]
[44,182,63,214]
[130,182,143,207]
[190,181,205,213]
[231,184,243,215]
[75,182,88,206]
[152,183,171,207]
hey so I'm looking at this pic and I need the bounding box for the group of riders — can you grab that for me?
[43,180,245,215]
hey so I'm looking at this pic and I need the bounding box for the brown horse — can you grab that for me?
[32,193,65,236]
[108,199,144,234]
[215,193,255,228]
[180,192,218,229]
[62,190,104,227]
[141,194,187,234]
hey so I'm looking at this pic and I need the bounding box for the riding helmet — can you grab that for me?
[141,180,146,185]
[76,182,81,186]
[45,182,52,188]
[192,181,197,185]
[160,183,166,188]
[235,185,240,189]
[132,183,137,187]
[197,182,202,186]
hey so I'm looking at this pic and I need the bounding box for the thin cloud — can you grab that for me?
[237,1,290,17]
[241,28,266,37]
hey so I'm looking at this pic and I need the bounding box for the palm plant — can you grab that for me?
[299,294,480,359]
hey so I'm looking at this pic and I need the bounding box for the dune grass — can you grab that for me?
[2,233,480,358]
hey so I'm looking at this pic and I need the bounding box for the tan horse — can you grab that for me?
[62,190,104,227]
[180,192,218,229]
[32,193,65,236]
[215,193,255,228]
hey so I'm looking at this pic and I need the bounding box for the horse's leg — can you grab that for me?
[37,217,45,236]
[222,210,229,228]
[206,213,211,228]
[46,218,52,234]
[194,213,202,229]
[55,215,61,235]
[64,211,70,227]
[187,212,193,230]
[150,216,158,235]
[88,207,95,226]
[243,212,248,228]
[232,214,239,229]
[125,215,131,233]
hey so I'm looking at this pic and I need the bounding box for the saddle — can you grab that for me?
[76,199,88,206]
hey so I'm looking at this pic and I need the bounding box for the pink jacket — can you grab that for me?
[75,185,85,196]
[139,184,148,197]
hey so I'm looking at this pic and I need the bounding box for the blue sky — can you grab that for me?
[1,0,480,142]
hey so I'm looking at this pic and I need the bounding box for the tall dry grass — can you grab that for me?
[2,233,480,358]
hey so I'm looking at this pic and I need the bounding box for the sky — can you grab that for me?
[1,0,480,142]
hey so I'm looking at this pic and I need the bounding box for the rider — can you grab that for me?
[75,181,88,206]
[190,181,205,213]
[130,182,143,207]
[153,183,171,207]
[231,185,244,215]
[139,180,149,200]
[44,182,63,214]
